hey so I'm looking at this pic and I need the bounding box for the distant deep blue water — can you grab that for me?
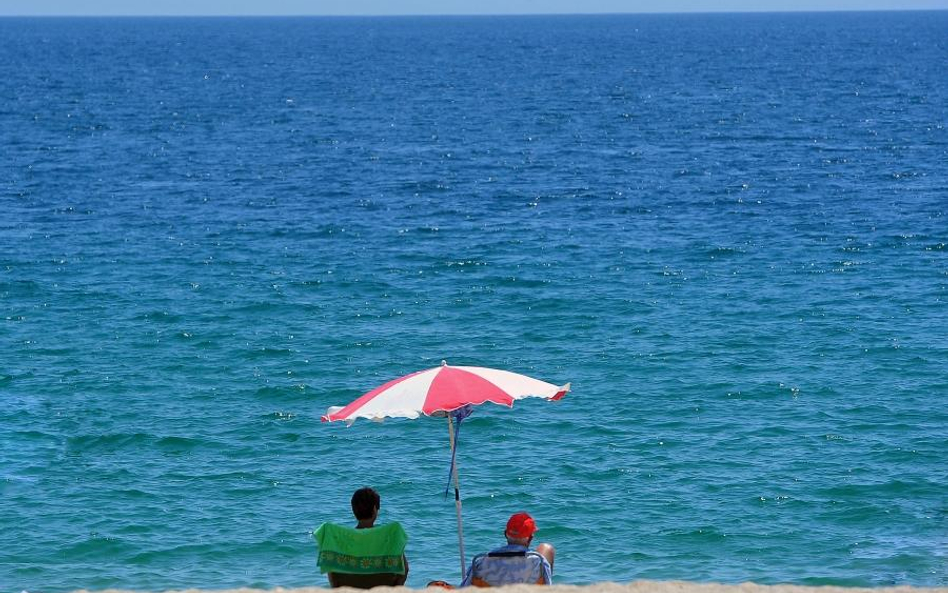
[1,12,947,592]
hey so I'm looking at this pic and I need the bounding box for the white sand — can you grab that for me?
[70,581,948,593]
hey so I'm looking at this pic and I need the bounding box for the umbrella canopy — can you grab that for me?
[322,361,569,423]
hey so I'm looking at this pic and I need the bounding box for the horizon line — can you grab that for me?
[2,7,947,17]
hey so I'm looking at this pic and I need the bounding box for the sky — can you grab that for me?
[2,0,948,16]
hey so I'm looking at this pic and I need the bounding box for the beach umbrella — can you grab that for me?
[322,360,569,577]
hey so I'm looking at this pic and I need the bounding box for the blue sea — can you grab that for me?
[1,11,946,592]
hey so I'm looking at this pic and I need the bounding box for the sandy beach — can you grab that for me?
[69,582,948,593]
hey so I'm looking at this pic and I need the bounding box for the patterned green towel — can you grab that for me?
[314,522,408,575]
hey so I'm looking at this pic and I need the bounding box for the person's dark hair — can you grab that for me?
[351,487,381,520]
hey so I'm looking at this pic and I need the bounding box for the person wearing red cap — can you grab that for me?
[458,512,555,587]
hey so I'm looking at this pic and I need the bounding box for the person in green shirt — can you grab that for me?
[322,487,409,588]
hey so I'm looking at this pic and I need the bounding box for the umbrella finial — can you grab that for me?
[441,359,448,367]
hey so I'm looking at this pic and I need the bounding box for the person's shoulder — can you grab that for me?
[491,543,527,553]
[526,549,551,569]
[368,522,408,547]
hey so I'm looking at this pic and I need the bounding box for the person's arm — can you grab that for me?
[539,558,553,585]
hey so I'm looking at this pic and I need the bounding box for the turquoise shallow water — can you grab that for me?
[1,12,947,592]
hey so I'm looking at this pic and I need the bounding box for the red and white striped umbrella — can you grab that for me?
[322,361,569,423]
[322,360,569,578]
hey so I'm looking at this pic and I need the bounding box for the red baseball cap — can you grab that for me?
[505,512,538,539]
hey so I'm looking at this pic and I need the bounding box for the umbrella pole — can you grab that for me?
[447,414,466,578]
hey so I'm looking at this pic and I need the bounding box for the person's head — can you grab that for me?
[351,487,381,521]
[504,512,537,545]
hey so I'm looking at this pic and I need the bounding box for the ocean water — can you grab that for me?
[1,11,946,592]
